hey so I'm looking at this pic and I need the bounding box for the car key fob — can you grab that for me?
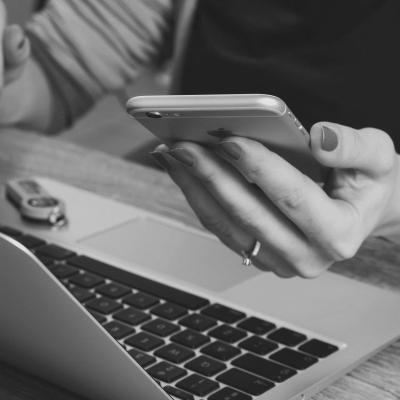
[6,178,67,226]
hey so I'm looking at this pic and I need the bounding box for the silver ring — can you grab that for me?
[241,240,261,266]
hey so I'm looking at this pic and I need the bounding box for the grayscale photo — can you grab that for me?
[0,1,399,400]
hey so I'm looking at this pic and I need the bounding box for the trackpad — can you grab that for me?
[79,218,261,292]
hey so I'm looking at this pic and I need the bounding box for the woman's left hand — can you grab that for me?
[151,122,400,278]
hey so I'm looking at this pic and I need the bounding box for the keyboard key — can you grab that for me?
[238,317,276,335]
[164,386,194,400]
[96,283,131,299]
[217,368,274,396]
[179,313,217,332]
[48,263,78,279]
[201,304,245,323]
[85,297,122,314]
[35,254,54,266]
[0,226,22,237]
[239,336,278,355]
[209,325,247,343]
[201,341,241,361]
[147,361,186,383]
[113,307,150,326]
[155,343,195,364]
[142,318,180,337]
[209,387,251,400]
[268,328,307,347]
[68,255,209,309]
[35,244,76,260]
[270,348,318,370]
[103,321,134,340]
[69,273,105,289]
[15,235,46,249]
[128,348,156,368]
[123,292,160,309]
[299,339,339,358]
[185,355,225,377]
[67,285,95,302]
[125,332,164,351]
[171,329,210,349]
[177,374,219,396]
[232,353,296,383]
[151,302,188,320]
[89,311,107,324]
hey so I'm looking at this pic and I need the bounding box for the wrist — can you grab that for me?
[0,57,58,132]
[15,58,54,131]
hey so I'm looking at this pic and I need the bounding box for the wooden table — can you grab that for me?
[0,129,399,400]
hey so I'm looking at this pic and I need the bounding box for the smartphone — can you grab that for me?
[126,94,325,181]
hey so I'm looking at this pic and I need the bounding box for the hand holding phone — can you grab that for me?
[150,121,399,278]
[127,94,325,181]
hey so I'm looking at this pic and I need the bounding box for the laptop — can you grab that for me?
[0,176,399,400]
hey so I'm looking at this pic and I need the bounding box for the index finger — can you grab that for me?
[215,137,358,244]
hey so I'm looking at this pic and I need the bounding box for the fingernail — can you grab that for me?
[321,126,338,151]
[218,141,242,160]
[149,151,171,171]
[18,36,26,50]
[169,148,194,167]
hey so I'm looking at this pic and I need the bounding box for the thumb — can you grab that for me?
[310,122,396,177]
[3,24,30,85]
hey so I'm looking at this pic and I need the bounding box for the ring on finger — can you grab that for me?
[241,239,261,266]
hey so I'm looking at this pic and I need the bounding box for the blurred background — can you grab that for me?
[4,0,166,161]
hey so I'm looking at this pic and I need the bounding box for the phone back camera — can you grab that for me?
[146,111,163,119]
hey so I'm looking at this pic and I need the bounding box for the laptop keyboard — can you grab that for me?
[0,225,340,400]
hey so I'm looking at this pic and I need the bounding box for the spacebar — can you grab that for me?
[68,255,209,310]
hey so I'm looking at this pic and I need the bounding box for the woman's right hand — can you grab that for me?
[0,1,31,126]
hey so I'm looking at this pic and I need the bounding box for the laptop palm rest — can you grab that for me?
[79,218,261,292]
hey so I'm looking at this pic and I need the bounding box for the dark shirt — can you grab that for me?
[181,0,400,150]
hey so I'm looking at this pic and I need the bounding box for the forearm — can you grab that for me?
[23,0,175,131]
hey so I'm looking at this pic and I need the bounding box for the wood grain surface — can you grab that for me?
[0,129,399,400]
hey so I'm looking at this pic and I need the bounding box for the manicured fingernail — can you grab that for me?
[218,141,242,160]
[149,151,171,171]
[169,148,194,167]
[321,126,338,151]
